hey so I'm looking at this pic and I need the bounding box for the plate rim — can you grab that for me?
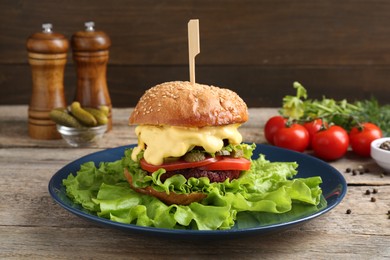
[48,144,347,237]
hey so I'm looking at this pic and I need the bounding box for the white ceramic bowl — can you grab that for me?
[371,137,390,173]
[57,124,107,147]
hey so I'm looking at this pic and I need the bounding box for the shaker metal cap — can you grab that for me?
[42,23,53,33]
[84,21,95,32]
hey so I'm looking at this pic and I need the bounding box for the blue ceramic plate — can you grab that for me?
[48,144,347,238]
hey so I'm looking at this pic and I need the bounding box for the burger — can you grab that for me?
[63,80,323,230]
[124,81,255,205]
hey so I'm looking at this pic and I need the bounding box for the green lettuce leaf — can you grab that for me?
[62,160,126,212]
[63,147,325,230]
[220,143,256,159]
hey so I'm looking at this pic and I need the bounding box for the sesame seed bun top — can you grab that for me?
[129,81,248,127]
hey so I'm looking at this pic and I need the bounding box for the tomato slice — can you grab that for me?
[140,157,218,172]
[199,157,251,171]
[140,156,252,172]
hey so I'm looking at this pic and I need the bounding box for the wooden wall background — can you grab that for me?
[1,0,390,108]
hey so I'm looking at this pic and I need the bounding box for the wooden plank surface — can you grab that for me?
[0,105,389,259]
[2,0,390,66]
[1,64,389,107]
[1,0,390,107]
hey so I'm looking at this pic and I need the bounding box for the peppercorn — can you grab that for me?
[371,197,376,202]
[379,140,390,150]
[345,168,352,173]
[346,209,352,214]
[373,188,378,194]
[365,190,371,195]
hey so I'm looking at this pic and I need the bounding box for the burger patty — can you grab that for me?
[158,168,241,183]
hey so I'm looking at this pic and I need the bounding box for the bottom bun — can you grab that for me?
[124,169,207,205]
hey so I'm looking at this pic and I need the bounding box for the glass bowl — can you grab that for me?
[57,124,107,147]
[371,137,390,173]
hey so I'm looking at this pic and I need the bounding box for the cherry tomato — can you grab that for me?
[303,119,327,148]
[312,125,349,161]
[273,123,310,152]
[140,157,218,172]
[264,116,287,144]
[199,157,251,171]
[349,123,382,157]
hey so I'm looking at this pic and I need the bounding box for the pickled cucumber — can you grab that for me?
[84,108,108,125]
[70,102,97,127]
[52,107,67,113]
[216,150,230,156]
[163,157,180,163]
[49,109,83,128]
[231,149,244,158]
[184,151,206,162]
[98,105,110,116]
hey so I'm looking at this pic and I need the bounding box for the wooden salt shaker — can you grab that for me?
[71,21,112,131]
[26,23,68,139]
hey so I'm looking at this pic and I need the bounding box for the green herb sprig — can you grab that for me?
[353,98,390,136]
[280,82,390,135]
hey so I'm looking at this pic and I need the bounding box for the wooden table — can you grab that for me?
[1,105,389,259]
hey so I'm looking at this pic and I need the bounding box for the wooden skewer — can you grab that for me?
[188,19,200,84]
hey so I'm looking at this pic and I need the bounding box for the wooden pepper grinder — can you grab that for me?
[71,21,112,131]
[26,23,68,139]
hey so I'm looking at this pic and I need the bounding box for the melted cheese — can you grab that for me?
[131,124,243,165]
